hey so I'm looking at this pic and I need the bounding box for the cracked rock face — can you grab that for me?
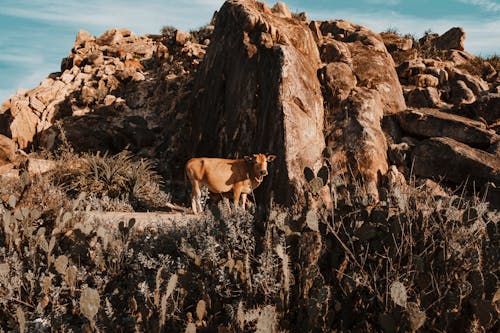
[317,19,406,201]
[189,0,326,207]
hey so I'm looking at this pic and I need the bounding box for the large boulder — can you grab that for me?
[432,27,466,51]
[327,88,388,201]
[345,32,406,115]
[320,62,357,104]
[447,67,489,96]
[8,100,39,149]
[189,0,326,206]
[345,89,389,198]
[397,108,497,148]
[465,93,500,125]
[397,59,426,80]
[413,137,500,187]
[318,20,406,115]
[317,20,405,201]
[449,80,476,105]
[318,39,352,63]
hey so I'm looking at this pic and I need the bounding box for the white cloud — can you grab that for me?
[1,0,224,33]
[457,0,500,12]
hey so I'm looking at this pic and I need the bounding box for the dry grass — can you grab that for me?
[47,147,171,211]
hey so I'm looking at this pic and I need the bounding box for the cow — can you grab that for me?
[185,154,276,214]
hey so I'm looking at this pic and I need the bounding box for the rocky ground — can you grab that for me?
[0,0,498,332]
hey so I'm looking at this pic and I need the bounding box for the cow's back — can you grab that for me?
[186,158,249,193]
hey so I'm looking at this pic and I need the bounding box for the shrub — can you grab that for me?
[51,150,171,211]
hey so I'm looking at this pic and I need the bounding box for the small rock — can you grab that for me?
[132,72,145,81]
[88,52,104,66]
[175,30,191,45]
[397,59,426,80]
[421,178,448,197]
[73,54,84,67]
[388,142,409,166]
[60,71,75,84]
[74,29,92,48]
[83,65,93,74]
[308,21,322,42]
[118,28,133,38]
[27,158,56,175]
[97,28,123,45]
[104,95,116,106]
[411,74,439,88]
[380,32,413,52]
[319,39,351,63]
[71,105,91,117]
[271,2,292,18]
[29,96,45,114]
[321,62,357,103]
[0,134,16,164]
[449,80,475,105]
[406,87,442,108]
[81,86,97,105]
[447,50,476,66]
[9,105,39,149]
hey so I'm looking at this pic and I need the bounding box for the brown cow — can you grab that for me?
[185,154,276,214]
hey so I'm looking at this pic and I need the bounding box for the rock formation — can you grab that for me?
[0,0,498,209]
[316,19,406,201]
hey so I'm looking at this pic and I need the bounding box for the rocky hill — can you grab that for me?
[1,1,498,208]
[0,1,498,332]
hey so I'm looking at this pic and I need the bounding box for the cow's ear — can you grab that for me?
[267,155,276,162]
[244,156,253,163]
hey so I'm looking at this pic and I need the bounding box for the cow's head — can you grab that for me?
[244,153,276,180]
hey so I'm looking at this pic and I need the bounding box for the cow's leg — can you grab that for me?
[197,194,203,214]
[191,181,202,214]
[233,187,242,211]
[222,196,231,214]
[240,193,247,211]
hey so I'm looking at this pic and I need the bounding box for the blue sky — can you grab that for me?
[1,0,499,103]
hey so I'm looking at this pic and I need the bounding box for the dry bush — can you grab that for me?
[486,54,500,71]
[313,175,499,332]
[50,150,171,211]
[0,191,287,332]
